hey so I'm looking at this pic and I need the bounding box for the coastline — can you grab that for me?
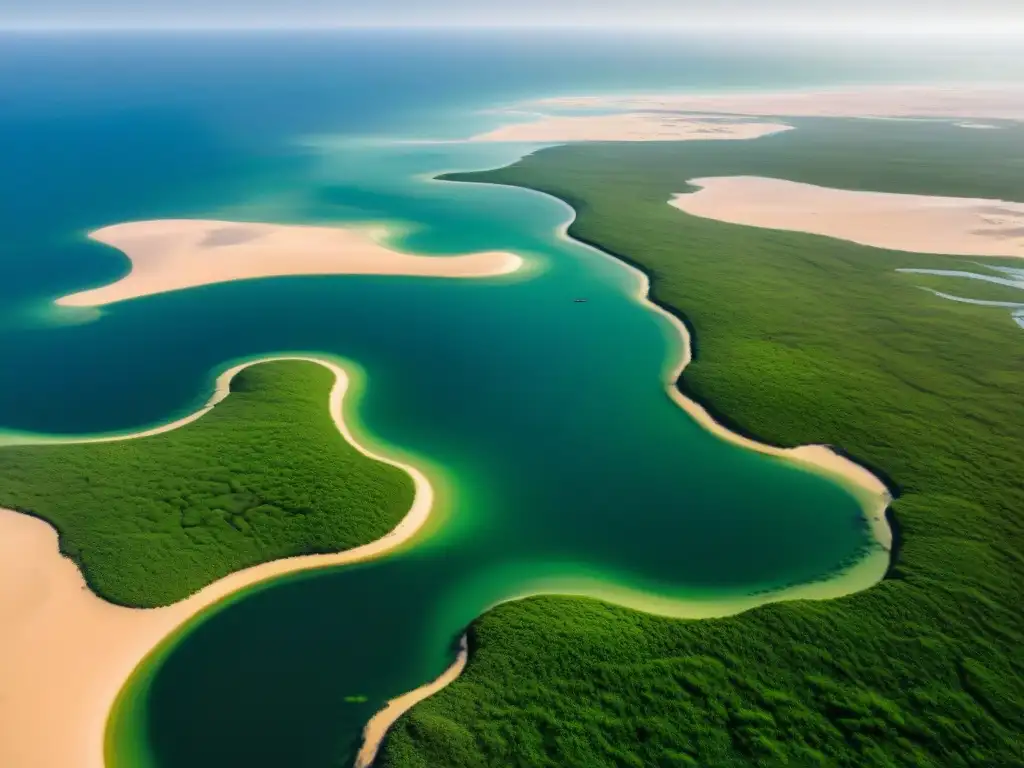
[468,113,792,143]
[526,85,1024,122]
[103,278,890,768]
[8,152,903,768]
[436,174,895,547]
[355,175,896,765]
[0,355,437,768]
[354,635,470,768]
[551,204,895,550]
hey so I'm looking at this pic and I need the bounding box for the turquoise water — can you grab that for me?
[0,30,997,768]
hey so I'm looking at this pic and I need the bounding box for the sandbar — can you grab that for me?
[529,85,1024,122]
[0,356,435,768]
[57,220,523,307]
[671,176,1024,258]
[470,113,791,143]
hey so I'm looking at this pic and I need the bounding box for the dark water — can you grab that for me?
[0,30,964,767]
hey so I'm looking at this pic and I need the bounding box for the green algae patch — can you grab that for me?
[0,359,414,607]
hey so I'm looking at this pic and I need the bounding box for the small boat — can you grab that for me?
[573,298,589,303]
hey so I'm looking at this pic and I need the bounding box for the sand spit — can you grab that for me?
[57,219,523,308]
[470,113,791,143]
[0,356,435,768]
[671,177,1024,259]
[529,85,1024,122]
[354,635,470,768]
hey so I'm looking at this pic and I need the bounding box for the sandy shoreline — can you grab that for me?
[354,635,470,768]
[5,172,912,768]
[528,85,1024,122]
[57,219,523,308]
[349,199,898,743]
[0,356,436,768]
[470,113,791,143]
[671,176,1024,259]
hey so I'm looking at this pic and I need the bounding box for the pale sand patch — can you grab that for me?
[530,85,1024,122]
[0,356,437,768]
[469,113,791,143]
[57,220,523,308]
[671,176,1024,259]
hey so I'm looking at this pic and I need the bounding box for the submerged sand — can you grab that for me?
[671,177,1024,258]
[0,357,436,768]
[57,220,523,308]
[470,113,791,143]
[529,85,1024,122]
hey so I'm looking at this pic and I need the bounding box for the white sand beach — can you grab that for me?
[0,356,436,768]
[57,220,523,308]
[529,85,1024,122]
[470,113,791,143]
[671,177,1024,258]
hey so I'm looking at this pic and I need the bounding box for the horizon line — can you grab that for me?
[3,21,1024,36]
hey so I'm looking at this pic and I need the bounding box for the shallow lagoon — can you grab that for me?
[95,140,883,766]
[0,32,913,768]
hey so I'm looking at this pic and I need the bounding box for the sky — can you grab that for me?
[2,0,1023,33]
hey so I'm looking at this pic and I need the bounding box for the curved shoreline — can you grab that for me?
[0,355,437,768]
[354,635,470,768]
[358,175,895,765]
[548,200,894,548]
[438,175,895,543]
[8,189,892,768]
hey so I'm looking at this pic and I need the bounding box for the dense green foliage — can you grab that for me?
[380,121,1024,766]
[0,360,414,607]
[898,271,1024,304]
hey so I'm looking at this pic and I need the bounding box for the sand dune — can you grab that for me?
[470,113,791,143]
[671,176,1024,258]
[57,220,523,307]
[0,357,435,768]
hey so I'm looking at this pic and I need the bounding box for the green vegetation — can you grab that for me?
[898,270,1024,305]
[0,359,414,607]
[380,121,1024,766]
